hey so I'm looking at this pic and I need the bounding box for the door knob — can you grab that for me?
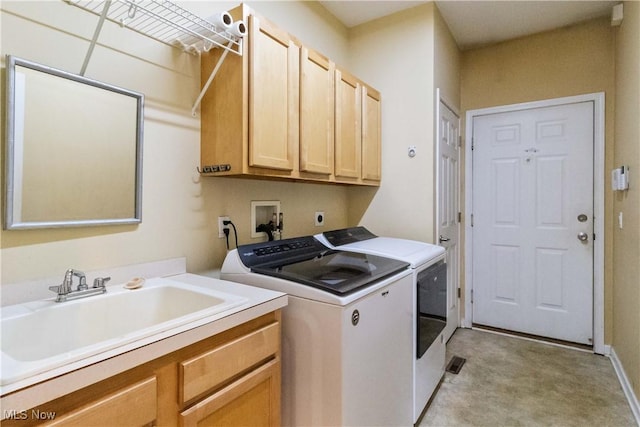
[439,235,450,243]
[577,232,589,242]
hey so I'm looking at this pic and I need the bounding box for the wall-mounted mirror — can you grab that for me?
[4,55,144,230]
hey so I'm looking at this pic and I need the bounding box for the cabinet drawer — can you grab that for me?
[180,322,279,404]
[43,376,157,427]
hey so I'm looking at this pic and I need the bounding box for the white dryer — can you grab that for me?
[315,227,446,423]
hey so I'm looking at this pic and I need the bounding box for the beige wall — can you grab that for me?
[613,0,640,398]
[1,1,462,287]
[0,1,350,286]
[460,17,616,343]
[346,3,438,241]
[434,5,461,111]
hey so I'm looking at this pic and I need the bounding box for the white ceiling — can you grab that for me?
[318,1,618,50]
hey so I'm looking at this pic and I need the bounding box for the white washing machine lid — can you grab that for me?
[221,248,412,305]
[315,230,445,268]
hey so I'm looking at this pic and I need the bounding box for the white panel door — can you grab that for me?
[437,100,460,342]
[472,102,594,345]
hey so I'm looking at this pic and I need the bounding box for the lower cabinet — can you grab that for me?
[4,311,281,427]
[178,320,281,427]
[179,359,280,427]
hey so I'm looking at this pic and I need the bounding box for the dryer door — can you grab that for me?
[417,261,447,358]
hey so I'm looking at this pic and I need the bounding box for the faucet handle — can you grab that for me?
[93,276,111,288]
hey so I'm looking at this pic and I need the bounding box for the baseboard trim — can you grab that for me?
[609,347,640,425]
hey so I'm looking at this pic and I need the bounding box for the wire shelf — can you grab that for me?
[66,0,243,55]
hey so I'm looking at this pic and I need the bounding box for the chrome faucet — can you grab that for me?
[49,268,110,302]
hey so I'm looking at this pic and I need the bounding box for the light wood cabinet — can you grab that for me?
[335,69,362,181]
[200,4,380,186]
[5,312,281,427]
[361,84,382,182]
[300,47,334,176]
[43,377,157,427]
[179,359,280,427]
[248,15,298,172]
[334,72,382,185]
[201,5,298,179]
[179,322,279,405]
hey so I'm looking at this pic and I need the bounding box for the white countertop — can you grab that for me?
[0,273,287,412]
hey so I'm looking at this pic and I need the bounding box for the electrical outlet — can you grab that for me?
[315,211,325,226]
[218,216,230,238]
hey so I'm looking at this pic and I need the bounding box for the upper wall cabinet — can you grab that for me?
[200,5,299,180]
[200,4,380,186]
[334,69,362,181]
[361,84,382,182]
[334,71,382,185]
[300,47,335,176]
[248,15,298,172]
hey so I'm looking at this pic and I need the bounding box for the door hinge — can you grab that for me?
[470,213,474,227]
[458,212,462,223]
[593,233,596,241]
[470,289,474,303]
[457,288,461,298]
[458,135,462,148]
[471,137,474,151]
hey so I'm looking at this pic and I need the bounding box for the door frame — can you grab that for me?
[463,92,605,354]
[435,88,461,338]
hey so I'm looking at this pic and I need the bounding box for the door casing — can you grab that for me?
[463,93,605,354]
[435,88,461,342]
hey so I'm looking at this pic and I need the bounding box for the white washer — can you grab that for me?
[315,227,446,423]
[221,236,414,427]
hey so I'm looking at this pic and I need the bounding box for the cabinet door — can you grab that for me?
[179,359,280,427]
[361,85,382,181]
[300,47,334,175]
[249,15,299,171]
[334,69,361,179]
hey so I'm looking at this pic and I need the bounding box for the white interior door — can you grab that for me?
[437,99,460,342]
[471,101,594,345]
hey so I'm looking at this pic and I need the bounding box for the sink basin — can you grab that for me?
[1,278,248,386]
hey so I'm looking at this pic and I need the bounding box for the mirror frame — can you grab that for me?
[4,55,144,230]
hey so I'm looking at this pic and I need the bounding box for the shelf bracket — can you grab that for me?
[80,0,111,76]
[191,40,234,117]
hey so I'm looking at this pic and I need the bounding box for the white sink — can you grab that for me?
[1,278,248,385]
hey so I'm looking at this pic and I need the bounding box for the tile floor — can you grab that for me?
[419,328,637,427]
